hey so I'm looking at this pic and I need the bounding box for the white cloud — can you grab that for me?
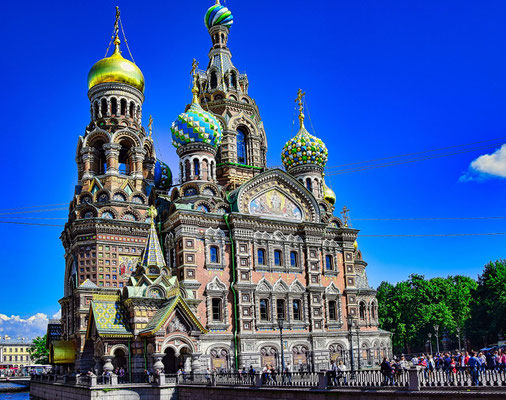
[460,144,506,181]
[0,312,57,340]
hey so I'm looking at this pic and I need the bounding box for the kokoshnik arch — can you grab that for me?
[53,2,391,375]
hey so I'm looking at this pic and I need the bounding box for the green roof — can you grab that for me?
[90,301,132,337]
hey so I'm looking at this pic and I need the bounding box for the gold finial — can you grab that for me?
[215,0,221,4]
[341,205,351,228]
[112,6,121,54]
[190,58,200,104]
[295,88,306,129]
[148,206,158,224]
[148,115,154,137]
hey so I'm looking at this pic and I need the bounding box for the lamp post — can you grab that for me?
[347,315,355,377]
[355,319,361,370]
[434,324,440,354]
[456,327,462,351]
[428,333,433,355]
[278,316,285,374]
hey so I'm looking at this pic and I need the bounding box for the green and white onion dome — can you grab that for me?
[281,126,328,170]
[170,102,222,149]
[205,1,234,29]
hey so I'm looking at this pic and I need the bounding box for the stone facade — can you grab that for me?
[56,2,391,377]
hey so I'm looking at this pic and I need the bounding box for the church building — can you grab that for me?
[55,1,391,375]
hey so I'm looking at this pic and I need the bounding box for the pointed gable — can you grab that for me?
[140,206,166,270]
[86,296,132,338]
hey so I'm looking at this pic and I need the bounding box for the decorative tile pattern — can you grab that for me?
[281,126,328,169]
[171,103,222,149]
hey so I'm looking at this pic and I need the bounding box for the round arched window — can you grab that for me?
[102,211,114,219]
[98,193,109,203]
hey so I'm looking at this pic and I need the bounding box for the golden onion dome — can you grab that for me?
[87,37,144,93]
[323,182,336,205]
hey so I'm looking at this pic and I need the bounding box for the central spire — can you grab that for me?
[190,58,200,104]
[295,88,306,130]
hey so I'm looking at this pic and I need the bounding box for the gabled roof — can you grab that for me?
[79,279,98,289]
[87,300,132,338]
[140,294,207,336]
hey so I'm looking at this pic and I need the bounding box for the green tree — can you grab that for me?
[29,335,49,364]
[467,260,506,347]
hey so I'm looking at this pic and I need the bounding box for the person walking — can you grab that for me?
[467,351,481,386]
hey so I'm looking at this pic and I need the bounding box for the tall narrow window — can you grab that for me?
[120,99,127,115]
[260,299,269,321]
[210,71,218,89]
[118,141,131,175]
[194,159,200,177]
[290,251,298,267]
[236,129,247,164]
[325,255,333,270]
[274,250,282,266]
[276,299,285,320]
[212,298,222,321]
[293,299,301,321]
[306,178,312,192]
[328,300,337,321]
[210,246,219,263]
[257,249,265,265]
[101,98,108,116]
[360,302,366,320]
[111,98,118,115]
[129,102,134,118]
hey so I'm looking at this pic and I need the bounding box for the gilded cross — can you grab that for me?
[114,6,120,38]
[190,58,200,103]
[341,205,351,227]
[148,205,158,221]
[148,115,153,137]
[295,88,306,128]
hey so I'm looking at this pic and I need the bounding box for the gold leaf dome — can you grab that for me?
[323,182,336,205]
[87,38,145,93]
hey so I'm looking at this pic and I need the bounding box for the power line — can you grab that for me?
[0,216,67,220]
[0,208,67,216]
[0,221,63,227]
[0,203,68,212]
[326,137,506,170]
[354,216,506,221]
[326,143,500,176]
[359,232,506,237]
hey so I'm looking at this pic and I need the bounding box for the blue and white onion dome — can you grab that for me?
[170,101,222,149]
[205,1,234,29]
[281,125,329,170]
[154,159,172,190]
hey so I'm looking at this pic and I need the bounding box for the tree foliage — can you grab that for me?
[29,335,49,364]
[377,273,477,353]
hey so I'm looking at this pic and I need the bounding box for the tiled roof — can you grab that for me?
[79,279,98,289]
[90,301,132,337]
[140,221,166,269]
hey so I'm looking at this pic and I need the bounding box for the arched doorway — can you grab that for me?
[113,348,127,371]
[162,348,178,374]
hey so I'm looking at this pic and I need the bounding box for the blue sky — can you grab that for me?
[1,0,505,337]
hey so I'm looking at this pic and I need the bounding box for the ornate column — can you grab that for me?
[131,147,147,180]
[81,147,95,181]
[104,143,121,176]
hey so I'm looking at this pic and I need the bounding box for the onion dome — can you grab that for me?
[87,36,145,93]
[154,159,172,190]
[171,60,222,149]
[205,1,234,29]
[281,89,328,170]
[323,182,336,205]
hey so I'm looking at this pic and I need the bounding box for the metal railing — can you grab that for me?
[418,366,506,387]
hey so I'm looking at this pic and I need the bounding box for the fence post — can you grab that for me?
[90,375,97,387]
[317,372,327,390]
[157,373,165,386]
[111,373,118,385]
[408,367,420,391]
[255,374,263,388]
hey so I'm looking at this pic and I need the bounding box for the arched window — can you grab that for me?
[91,141,107,175]
[129,102,134,118]
[231,72,237,89]
[274,250,282,266]
[259,299,269,321]
[132,195,144,204]
[236,129,247,164]
[290,251,298,267]
[110,98,118,115]
[102,211,114,219]
[212,298,222,321]
[122,213,136,221]
[306,178,312,192]
[94,102,99,119]
[101,98,108,117]
[97,193,109,203]
[120,99,127,116]
[257,249,265,265]
[210,71,218,89]
[293,299,301,320]
[328,300,337,321]
[325,255,333,270]
[113,192,127,202]
[371,302,377,319]
[359,302,366,320]
[197,204,209,212]
[193,159,200,178]
[118,140,131,175]
[276,299,285,320]
[210,246,219,263]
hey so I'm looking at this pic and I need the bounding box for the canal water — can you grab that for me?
[0,383,29,399]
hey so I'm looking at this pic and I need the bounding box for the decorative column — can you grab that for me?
[131,147,147,180]
[81,147,95,181]
[104,143,121,176]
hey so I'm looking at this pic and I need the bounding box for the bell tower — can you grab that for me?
[196,0,268,189]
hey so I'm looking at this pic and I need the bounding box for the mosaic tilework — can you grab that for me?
[281,126,328,169]
[171,103,222,149]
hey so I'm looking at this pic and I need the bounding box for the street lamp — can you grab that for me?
[347,315,355,377]
[434,324,440,354]
[278,316,285,374]
[428,333,433,355]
